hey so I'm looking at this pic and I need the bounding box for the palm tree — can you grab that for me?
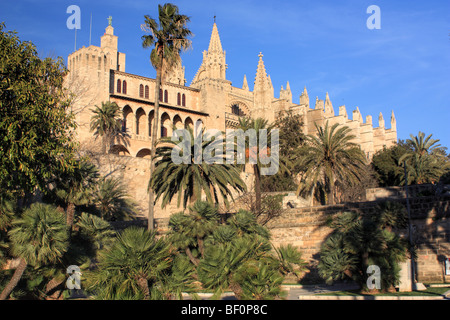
[90,101,124,154]
[399,131,448,184]
[297,121,367,205]
[168,201,220,266]
[0,194,14,269]
[141,3,192,230]
[274,244,307,279]
[0,203,69,300]
[48,159,99,228]
[150,127,246,210]
[86,226,171,300]
[318,208,408,292]
[236,117,277,212]
[94,177,137,221]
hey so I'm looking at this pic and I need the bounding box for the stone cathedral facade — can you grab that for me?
[65,20,398,219]
[66,21,397,162]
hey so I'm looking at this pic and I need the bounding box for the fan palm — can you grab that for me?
[48,159,99,227]
[274,244,307,279]
[150,127,246,210]
[90,101,125,154]
[87,226,172,300]
[197,234,272,299]
[93,177,137,221]
[318,210,408,292]
[297,121,367,205]
[0,203,69,300]
[141,3,192,230]
[168,201,219,266]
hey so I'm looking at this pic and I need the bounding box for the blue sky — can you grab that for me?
[1,0,449,150]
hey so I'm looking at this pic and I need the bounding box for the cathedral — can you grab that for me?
[66,20,397,161]
[65,19,398,219]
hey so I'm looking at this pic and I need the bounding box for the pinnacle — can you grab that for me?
[208,22,223,53]
[254,52,268,87]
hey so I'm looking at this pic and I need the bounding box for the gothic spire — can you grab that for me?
[208,22,223,53]
[242,74,249,90]
[254,52,269,91]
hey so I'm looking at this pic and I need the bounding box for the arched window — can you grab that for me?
[182,94,186,107]
[117,79,121,93]
[145,85,149,99]
[177,93,181,106]
[139,84,144,98]
[164,90,168,103]
[122,80,127,94]
[161,126,168,137]
[159,89,163,102]
[232,104,240,115]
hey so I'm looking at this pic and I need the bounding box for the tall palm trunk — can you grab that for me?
[101,135,107,154]
[328,176,335,205]
[148,59,163,231]
[253,164,261,212]
[66,202,75,227]
[0,258,27,300]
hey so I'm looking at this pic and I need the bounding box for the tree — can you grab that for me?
[168,201,220,266]
[318,202,408,292]
[0,23,78,199]
[90,101,126,154]
[237,117,277,212]
[0,203,69,300]
[86,227,172,300]
[197,210,283,300]
[150,127,246,210]
[261,110,305,192]
[371,140,412,187]
[141,3,192,230]
[296,122,367,205]
[169,201,287,299]
[45,158,99,228]
[399,132,449,184]
[93,177,137,221]
[274,244,307,279]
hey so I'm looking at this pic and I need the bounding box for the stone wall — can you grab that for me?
[92,153,450,283]
[266,196,450,283]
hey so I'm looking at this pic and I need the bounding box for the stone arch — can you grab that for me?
[161,112,171,137]
[229,101,251,117]
[136,148,151,159]
[135,107,146,135]
[184,116,194,130]
[110,144,130,156]
[122,105,133,134]
[148,109,155,137]
[173,114,183,130]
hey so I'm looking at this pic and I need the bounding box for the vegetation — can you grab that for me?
[0,203,70,300]
[141,3,192,230]
[168,201,304,300]
[1,7,449,301]
[318,201,408,293]
[296,121,367,205]
[236,117,278,212]
[274,111,305,167]
[261,110,305,192]
[150,127,246,209]
[399,132,449,185]
[0,22,78,199]
[90,101,127,154]
[372,133,450,187]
